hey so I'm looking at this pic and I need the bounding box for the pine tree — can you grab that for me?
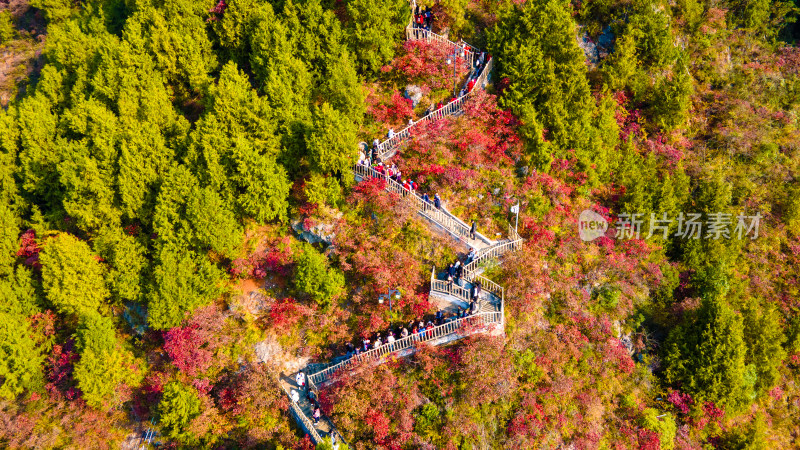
[742,302,787,397]
[0,311,45,399]
[73,313,139,408]
[345,0,407,74]
[488,0,594,165]
[294,244,345,307]
[39,233,109,318]
[158,381,203,443]
[663,297,748,409]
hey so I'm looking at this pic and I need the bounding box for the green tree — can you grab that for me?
[147,244,224,330]
[663,298,748,409]
[30,0,75,22]
[159,381,202,443]
[488,0,594,165]
[306,102,358,177]
[640,408,677,450]
[39,233,109,318]
[0,266,41,317]
[187,186,242,259]
[73,313,139,408]
[0,311,45,399]
[0,10,15,44]
[187,63,291,224]
[345,0,407,74]
[294,244,344,307]
[742,302,786,397]
[123,0,218,93]
[94,227,147,304]
[0,202,18,276]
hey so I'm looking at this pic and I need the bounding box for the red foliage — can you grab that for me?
[231,236,294,278]
[667,389,694,414]
[124,224,140,236]
[294,435,315,450]
[268,298,312,334]
[46,340,81,401]
[367,91,414,125]
[162,325,213,376]
[16,229,41,267]
[637,428,661,450]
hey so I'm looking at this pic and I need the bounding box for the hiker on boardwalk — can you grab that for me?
[387,332,395,345]
[435,310,444,325]
[362,337,370,351]
[313,406,321,425]
[290,389,300,403]
[401,327,409,338]
[466,247,475,264]
[471,282,479,301]
[470,220,476,240]
[467,77,476,92]
[388,128,395,139]
[434,193,441,209]
[454,260,462,284]
[295,371,306,389]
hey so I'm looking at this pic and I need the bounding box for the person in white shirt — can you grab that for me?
[290,389,300,403]
[295,371,306,389]
[388,128,395,139]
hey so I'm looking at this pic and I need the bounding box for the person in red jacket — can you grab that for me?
[467,78,476,92]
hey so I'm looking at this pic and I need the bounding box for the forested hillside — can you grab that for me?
[0,0,799,448]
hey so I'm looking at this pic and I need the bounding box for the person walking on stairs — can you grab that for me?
[470,220,476,240]
[295,371,306,390]
[290,389,300,404]
[313,406,321,425]
[466,247,475,264]
[434,193,441,210]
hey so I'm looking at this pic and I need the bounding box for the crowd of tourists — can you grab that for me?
[340,306,482,358]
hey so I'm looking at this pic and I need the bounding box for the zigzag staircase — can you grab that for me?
[281,2,519,446]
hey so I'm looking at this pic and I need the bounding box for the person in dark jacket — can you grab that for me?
[470,220,476,240]
[434,194,441,209]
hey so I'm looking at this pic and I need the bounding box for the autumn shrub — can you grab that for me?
[293,244,345,308]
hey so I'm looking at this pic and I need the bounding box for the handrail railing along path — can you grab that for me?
[284,1,516,445]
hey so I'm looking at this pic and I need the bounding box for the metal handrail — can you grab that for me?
[281,384,324,443]
[307,311,501,386]
[374,49,492,161]
[352,165,495,245]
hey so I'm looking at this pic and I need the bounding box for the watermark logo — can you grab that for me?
[579,209,609,242]
[578,211,762,242]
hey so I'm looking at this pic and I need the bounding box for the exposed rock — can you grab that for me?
[229,289,272,316]
[405,84,423,107]
[291,216,338,245]
[254,335,310,373]
[578,26,614,66]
